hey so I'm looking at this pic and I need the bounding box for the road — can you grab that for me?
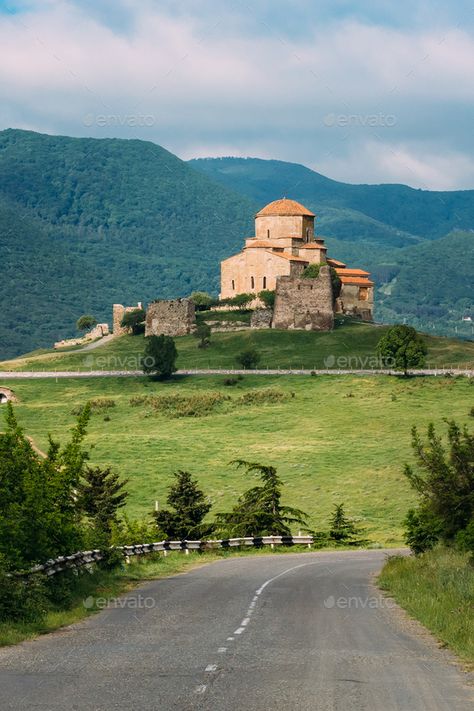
[0,550,472,710]
[1,368,473,378]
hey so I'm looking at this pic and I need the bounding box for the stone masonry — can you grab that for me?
[145,299,196,337]
[113,303,143,336]
[272,265,334,331]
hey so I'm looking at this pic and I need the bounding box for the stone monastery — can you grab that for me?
[74,196,374,348]
[221,197,373,324]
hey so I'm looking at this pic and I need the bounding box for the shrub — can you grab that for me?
[258,289,275,309]
[142,334,177,380]
[236,348,261,369]
[404,507,442,554]
[0,569,47,623]
[237,389,288,405]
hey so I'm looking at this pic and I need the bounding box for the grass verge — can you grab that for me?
[378,547,474,664]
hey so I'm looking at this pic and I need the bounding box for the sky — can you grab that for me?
[1,0,474,189]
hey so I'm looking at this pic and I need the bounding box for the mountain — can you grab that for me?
[0,129,257,359]
[189,157,474,241]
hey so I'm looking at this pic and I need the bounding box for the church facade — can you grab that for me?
[220,198,374,322]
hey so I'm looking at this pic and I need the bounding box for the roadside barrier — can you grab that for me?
[29,536,315,576]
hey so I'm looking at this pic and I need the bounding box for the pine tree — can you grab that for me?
[329,503,363,545]
[154,471,214,540]
[78,466,128,536]
[216,460,308,537]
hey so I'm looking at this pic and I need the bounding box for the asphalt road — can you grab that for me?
[0,550,472,710]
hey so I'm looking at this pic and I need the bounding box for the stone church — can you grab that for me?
[220,198,374,324]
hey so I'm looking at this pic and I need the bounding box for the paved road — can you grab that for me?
[0,550,472,710]
[1,368,473,378]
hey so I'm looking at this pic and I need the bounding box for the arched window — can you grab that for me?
[263,276,267,289]
[267,229,270,238]
[231,279,235,291]
[251,276,255,289]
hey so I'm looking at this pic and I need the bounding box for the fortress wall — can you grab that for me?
[145,299,196,337]
[272,265,334,331]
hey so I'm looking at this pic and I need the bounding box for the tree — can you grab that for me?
[76,314,97,332]
[258,289,275,309]
[190,291,216,310]
[215,460,308,537]
[120,308,146,335]
[328,503,364,545]
[142,335,177,380]
[194,321,211,349]
[376,324,427,375]
[78,466,128,537]
[236,348,261,369]
[403,420,474,552]
[230,292,254,308]
[154,471,214,540]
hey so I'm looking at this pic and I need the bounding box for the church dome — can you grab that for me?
[256,198,315,217]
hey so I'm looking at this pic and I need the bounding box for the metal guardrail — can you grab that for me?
[29,536,315,576]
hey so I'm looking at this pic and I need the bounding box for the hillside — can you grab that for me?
[3,373,473,544]
[0,129,256,359]
[3,320,474,372]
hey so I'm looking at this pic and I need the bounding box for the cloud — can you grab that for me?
[0,1,473,188]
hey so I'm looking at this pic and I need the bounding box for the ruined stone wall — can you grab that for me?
[54,323,109,350]
[113,303,142,336]
[272,265,334,331]
[145,299,196,337]
[250,308,273,329]
[337,284,374,321]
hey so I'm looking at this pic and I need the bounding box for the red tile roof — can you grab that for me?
[256,198,315,217]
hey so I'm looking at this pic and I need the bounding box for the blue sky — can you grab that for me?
[1,0,473,189]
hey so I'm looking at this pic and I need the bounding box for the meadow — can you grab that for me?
[2,373,472,545]
[2,319,474,372]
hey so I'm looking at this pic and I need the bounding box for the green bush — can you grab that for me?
[236,348,261,369]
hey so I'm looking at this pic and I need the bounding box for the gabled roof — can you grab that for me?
[335,268,370,276]
[327,257,346,268]
[339,276,374,286]
[256,198,315,217]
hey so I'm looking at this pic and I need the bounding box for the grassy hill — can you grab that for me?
[2,373,472,545]
[3,321,474,372]
[0,129,257,360]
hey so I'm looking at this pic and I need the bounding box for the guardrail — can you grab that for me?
[29,536,315,576]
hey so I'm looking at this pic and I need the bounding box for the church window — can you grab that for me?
[267,229,270,238]
[251,276,255,289]
[263,276,267,289]
[231,280,235,291]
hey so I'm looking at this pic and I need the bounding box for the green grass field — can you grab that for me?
[379,548,474,664]
[2,373,472,545]
[2,320,474,372]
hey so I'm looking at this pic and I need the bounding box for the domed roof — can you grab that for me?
[256,198,315,217]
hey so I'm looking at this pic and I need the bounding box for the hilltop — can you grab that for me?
[1,131,473,360]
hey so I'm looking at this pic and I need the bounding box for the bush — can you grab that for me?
[404,507,442,554]
[0,568,47,623]
[142,335,177,380]
[237,389,288,405]
[258,289,275,309]
[236,348,261,369]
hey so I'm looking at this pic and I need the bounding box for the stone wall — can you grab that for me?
[336,284,374,321]
[113,303,142,336]
[272,265,334,331]
[145,299,196,337]
[54,323,109,350]
[250,308,273,329]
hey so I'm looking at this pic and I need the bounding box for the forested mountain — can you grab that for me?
[0,129,256,358]
[1,131,473,359]
[190,157,474,241]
